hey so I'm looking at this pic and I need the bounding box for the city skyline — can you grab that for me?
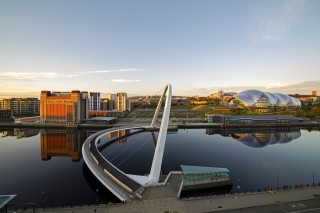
[1,0,320,97]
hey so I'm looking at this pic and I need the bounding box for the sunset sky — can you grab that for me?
[1,0,320,97]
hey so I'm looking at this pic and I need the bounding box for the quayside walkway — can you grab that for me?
[10,185,320,213]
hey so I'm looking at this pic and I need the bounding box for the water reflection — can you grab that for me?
[40,129,87,161]
[107,129,129,144]
[206,127,301,148]
[1,128,39,138]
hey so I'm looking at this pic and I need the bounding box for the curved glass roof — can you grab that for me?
[233,90,301,108]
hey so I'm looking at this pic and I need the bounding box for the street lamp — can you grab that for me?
[42,192,45,209]
[313,172,316,187]
[277,176,279,191]
[96,188,99,203]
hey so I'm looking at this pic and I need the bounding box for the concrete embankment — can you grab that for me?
[0,122,112,129]
[1,122,320,129]
[178,122,320,129]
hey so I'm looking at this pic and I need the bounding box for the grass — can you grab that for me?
[171,105,195,109]
[191,105,205,110]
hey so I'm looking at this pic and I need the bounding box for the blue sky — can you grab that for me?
[0,0,320,97]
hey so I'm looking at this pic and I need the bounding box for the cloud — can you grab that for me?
[78,68,143,74]
[112,79,141,83]
[248,0,306,43]
[0,68,143,82]
[0,72,78,81]
[181,81,320,96]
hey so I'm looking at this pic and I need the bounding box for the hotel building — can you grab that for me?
[40,90,89,126]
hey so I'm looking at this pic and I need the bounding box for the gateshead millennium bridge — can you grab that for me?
[82,84,172,201]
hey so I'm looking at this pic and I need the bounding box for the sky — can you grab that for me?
[0,0,320,97]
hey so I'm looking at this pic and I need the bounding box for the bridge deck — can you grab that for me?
[82,132,131,201]
[82,128,144,202]
[90,137,142,192]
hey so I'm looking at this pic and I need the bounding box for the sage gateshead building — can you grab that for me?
[227,90,301,112]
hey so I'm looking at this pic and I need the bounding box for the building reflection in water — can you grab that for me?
[0,128,39,138]
[107,129,129,144]
[40,129,88,162]
[206,127,301,148]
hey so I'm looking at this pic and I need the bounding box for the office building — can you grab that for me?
[89,92,101,111]
[0,98,40,116]
[40,90,89,126]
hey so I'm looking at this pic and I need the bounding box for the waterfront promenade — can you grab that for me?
[8,185,320,213]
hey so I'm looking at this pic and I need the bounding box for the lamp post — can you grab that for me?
[277,176,279,191]
[42,192,45,209]
[96,189,99,203]
[313,172,316,187]
[187,113,189,124]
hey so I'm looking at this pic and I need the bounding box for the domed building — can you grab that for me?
[227,90,301,112]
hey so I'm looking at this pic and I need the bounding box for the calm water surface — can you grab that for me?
[0,127,319,206]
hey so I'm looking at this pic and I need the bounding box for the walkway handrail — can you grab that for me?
[82,126,146,202]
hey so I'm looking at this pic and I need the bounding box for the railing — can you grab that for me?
[82,131,131,201]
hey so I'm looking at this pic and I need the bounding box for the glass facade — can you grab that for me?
[228,90,301,111]
[181,165,230,182]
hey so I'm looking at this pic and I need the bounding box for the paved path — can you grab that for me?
[12,186,320,213]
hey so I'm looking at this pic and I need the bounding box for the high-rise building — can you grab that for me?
[117,92,128,111]
[89,92,101,111]
[312,91,317,96]
[40,90,89,126]
[107,94,117,110]
[100,98,110,110]
[0,98,40,116]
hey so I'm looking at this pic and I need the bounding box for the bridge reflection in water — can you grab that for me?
[206,127,301,148]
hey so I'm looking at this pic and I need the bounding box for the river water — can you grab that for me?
[0,127,319,206]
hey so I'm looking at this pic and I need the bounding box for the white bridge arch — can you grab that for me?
[82,84,172,201]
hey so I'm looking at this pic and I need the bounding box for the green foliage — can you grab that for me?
[171,105,194,109]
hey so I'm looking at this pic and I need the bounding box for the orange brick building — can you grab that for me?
[40,90,89,126]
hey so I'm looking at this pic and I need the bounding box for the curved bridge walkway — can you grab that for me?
[82,126,146,202]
